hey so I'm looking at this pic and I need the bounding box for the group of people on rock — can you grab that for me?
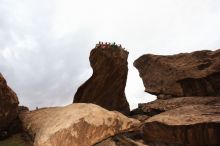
[95,42,124,49]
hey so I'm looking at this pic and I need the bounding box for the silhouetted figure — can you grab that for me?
[95,44,99,48]
[111,42,117,48]
[107,43,110,48]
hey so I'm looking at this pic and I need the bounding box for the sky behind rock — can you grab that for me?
[1,0,220,109]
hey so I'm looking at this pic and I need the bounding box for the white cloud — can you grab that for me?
[0,0,220,110]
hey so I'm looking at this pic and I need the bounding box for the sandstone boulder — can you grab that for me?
[143,105,220,146]
[20,103,140,146]
[134,49,220,97]
[73,44,130,115]
[0,73,19,131]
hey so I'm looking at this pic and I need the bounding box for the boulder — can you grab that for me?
[134,49,220,97]
[20,103,140,146]
[143,105,220,146]
[131,96,220,116]
[0,73,19,131]
[73,44,130,115]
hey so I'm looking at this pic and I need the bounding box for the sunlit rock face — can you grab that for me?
[73,43,130,115]
[0,73,19,131]
[143,105,220,146]
[20,103,140,146]
[134,49,220,98]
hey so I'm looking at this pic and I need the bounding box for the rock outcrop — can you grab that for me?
[143,105,220,146]
[133,49,220,145]
[0,73,19,132]
[20,103,140,146]
[73,43,130,115]
[134,49,220,97]
[131,96,220,116]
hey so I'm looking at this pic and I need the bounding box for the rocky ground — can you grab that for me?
[0,43,220,146]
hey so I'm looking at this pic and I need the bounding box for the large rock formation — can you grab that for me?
[73,43,130,115]
[133,49,220,145]
[134,49,220,97]
[20,103,140,146]
[143,105,220,146]
[0,73,19,132]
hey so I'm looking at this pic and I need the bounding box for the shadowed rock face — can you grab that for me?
[20,103,140,146]
[0,73,19,131]
[131,96,220,116]
[134,49,220,98]
[73,46,130,115]
[143,105,220,146]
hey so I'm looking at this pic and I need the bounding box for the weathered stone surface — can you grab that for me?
[0,73,19,131]
[131,96,220,116]
[134,49,220,97]
[73,45,130,115]
[143,105,220,146]
[20,103,140,146]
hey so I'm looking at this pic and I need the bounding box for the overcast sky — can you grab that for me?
[1,0,220,110]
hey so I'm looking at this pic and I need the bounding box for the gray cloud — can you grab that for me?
[0,0,94,108]
[1,0,220,109]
